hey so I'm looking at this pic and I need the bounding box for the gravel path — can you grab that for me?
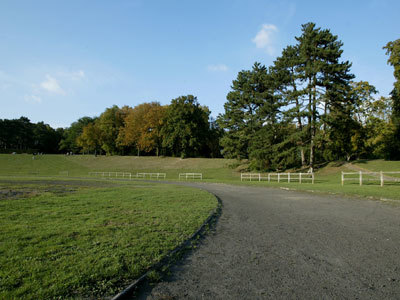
[138,183,400,299]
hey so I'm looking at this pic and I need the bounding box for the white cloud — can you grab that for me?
[207,64,229,72]
[24,94,42,103]
[252,24,278,55]
[61,70,85,80]
[40,75,65,94]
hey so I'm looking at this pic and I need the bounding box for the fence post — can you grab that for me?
[268,174,270,182]
[299,173,302,184]
[259,173,261,181]
[288,173,290,183]
[341,172,344,186]
[278,173,280,183]
[380,171,384,187]
[359,171,362,186]
[312,173,314,184]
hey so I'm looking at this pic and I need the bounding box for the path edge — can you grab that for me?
[111,193,222,300]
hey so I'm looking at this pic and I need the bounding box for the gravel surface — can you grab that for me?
[138,183,400,299]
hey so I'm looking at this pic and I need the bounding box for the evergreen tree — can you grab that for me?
[218,63,278,160]
[296,22,354,170]
[272,45,308,166]
[383,39,400,159]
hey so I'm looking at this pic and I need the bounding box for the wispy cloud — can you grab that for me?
[60,70,85,80]
[252,24,278,55]
[40,75,65,94]
[24,94,42,103]
[207,64,229,72]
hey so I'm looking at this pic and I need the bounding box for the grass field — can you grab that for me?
[234,161,400,201]
[1,154,399,298]
[0,154,237,180]
[0,178,217,299]
[1,154,399,200]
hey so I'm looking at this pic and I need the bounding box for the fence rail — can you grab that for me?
[136,172,166,179]
[89,172,133,179]
[241,172,314,184]
[341,171,400,187]
[179,173,203,180]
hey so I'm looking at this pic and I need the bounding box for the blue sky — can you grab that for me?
[1,0,399,128]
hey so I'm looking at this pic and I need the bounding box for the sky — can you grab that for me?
[0,0,399,128]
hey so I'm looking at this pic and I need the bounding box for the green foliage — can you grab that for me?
[77,122,102,155]
[218,63,279,161]
[59,117,95,153]
[383,39,400,159]
[96,105,127,155]
[220,23,358,170]
[161,95,212,158]
[0,117,62,154]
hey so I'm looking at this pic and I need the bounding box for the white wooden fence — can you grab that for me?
[89,172,133,179]
[241,172,314,184]
[179,173,203,180]
[136,172,166,179]
[341,171,400,187]
[89,172,167,180]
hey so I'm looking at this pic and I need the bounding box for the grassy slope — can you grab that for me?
[0,179,217,299]
[1,154,399,200]
[0,154,237,180]
[234,161,400,201]
[353,159,400,172]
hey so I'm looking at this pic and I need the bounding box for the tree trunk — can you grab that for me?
[300,148,306,167]
[308,77,314,172]
[309,79,317,173]
[292,78,306,167]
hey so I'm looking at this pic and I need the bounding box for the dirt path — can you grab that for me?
[138,183,400,299]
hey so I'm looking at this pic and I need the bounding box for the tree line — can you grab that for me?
[61,95,222,158]
[1,22,399,171]
[0,117,63,153]
[218,22,400,171]
[0,95,221,158]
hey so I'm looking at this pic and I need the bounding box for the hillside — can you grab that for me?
[0,154,237,180]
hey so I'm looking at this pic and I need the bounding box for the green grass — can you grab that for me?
[1,154,399,298]
[0,179,217,299]
[1,154,399,201]
[0,154,237,180]
[228,161,400,201]
[353,159,400,172]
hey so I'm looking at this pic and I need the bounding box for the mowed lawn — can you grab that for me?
[0,154,237,180]
[1,154,400,201]
[235,161,400,201]
[0,179,218,299]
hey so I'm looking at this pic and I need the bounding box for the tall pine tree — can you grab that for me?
[296,23,354,170]
[383,39,400,159]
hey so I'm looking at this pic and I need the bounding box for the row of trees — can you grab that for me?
[1,22,398,171]
[60,95,222,158]
[0,117,62,153]
[218,23,400,171]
